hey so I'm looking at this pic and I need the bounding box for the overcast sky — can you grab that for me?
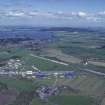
[0,0,105,27]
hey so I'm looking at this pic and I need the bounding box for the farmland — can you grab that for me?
[0,27,105,105]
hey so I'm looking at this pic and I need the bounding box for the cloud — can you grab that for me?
[98,11,105,16]
[7,11,25,17]
[0,10,25,17]
[0,10,105,23]
[77,12,87,17]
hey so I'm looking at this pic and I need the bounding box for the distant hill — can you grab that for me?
[40,27,96,32]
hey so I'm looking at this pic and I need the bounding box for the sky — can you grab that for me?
[0,0,105,27]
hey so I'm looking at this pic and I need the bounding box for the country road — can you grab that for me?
[30,54,69,66]
[84,69,105,76]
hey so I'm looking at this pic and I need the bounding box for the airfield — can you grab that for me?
[0,47,105,105]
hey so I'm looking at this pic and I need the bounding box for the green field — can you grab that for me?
[52,31,105,59]
[0,30,105,105]
[0,48,80,71]
[31,95,96,105]
[0,77,35,92]
[49,95,96,105]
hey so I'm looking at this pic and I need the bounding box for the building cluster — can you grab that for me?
[7,59,22,69]
[0,58,77,79]
[36,85,59,101]
[26,71,77,79]
[0,68,77,80]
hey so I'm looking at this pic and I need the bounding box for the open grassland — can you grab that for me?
[0,48,79,71]
[0,73,104,97]
[0,77,35,92]
[44,31,105,73]
[0,74,104,105]
[43,48,81,64]
[31,98,52,105]
[49,95,96,105]
[52,31,105,59]
[31,95,96,105]
[0,48,105,97]
[38,74,105,97]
